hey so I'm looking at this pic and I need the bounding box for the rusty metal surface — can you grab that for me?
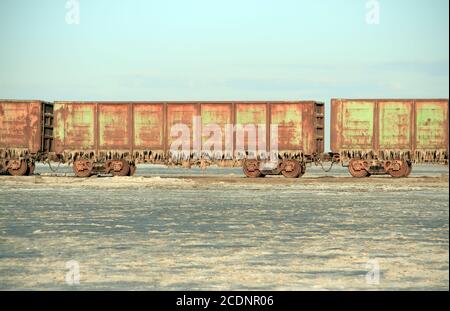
[271,103,303,151]
[270,102,322,156]
[200,103,232,156]
[0,100,42,155]
[235,103,267,155]
[331,100,375,151]
[379,101,413,150]
[133,103,164,150]
[166,103,199,156]
[54,102,96,154]
[331,99,449,163]
[98,103,131,150]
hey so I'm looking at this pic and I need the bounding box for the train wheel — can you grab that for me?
[348,159,370,178]
[110,160,130,177]
[7,160,28,176]
[281,160,303,178]
[243,159,263,178]
[128,164,137,176]
[73,160,93,177]
[387,160,408,178]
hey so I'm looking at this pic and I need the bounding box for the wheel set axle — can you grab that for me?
[73,159,136,177]
[347,159,412,178]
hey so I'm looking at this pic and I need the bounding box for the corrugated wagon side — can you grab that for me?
[0,100,53,175]
[53,101,324,178]
[331,99,449,178]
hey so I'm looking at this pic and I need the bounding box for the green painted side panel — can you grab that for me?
[271,103,303,150]
[416,102,448,149]
[341,101,374,149]
[201,104,231,126]
[201,104,232,152]
[379,102,412,149]
[236,104,266,125]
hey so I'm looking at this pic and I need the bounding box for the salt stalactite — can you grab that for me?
[56,149,309,167]
[339,149,448,164]
[59,148,447,167]
[156,150,308,167]
[414,150,448,164]
[0,148,30,160]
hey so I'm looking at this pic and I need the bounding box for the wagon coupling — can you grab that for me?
[47,159,62,173]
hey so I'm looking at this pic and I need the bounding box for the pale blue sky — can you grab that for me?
[0,0,448,150]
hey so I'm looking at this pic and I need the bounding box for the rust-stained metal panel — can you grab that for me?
[330,99,341,153]
[270,103,303,151]
[378,101,413,150]
[54,102,96,153]
[200,103,232,155]
[342,100,375,150]
[166,103,199,153]
[98,103,130,150]
[269,101,322,155]
[415,100,448,150]
[0,100,42,154]
[331,99,375,153]
[133,103,164,150]
[53,103,64,153]
[235,103,267,154]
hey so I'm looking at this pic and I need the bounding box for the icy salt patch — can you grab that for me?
[29,176,196,188]
[84,176,195,188]
[0,175,195,188]
[32,230,57,234]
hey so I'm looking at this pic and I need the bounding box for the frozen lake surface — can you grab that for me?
[0,164,448,290]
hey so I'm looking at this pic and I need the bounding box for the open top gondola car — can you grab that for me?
[331,99,449,178]
[52,101,325,177]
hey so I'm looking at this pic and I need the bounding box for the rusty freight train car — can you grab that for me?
[3,98,447,178]
[53,101,325,178]
[331,99,449,178]
[0,100,53,175]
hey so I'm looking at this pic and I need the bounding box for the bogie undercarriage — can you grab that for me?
[72,159,137,178]
[346,158,412,178]
[242,159,307,179]
[0,154,417,179]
